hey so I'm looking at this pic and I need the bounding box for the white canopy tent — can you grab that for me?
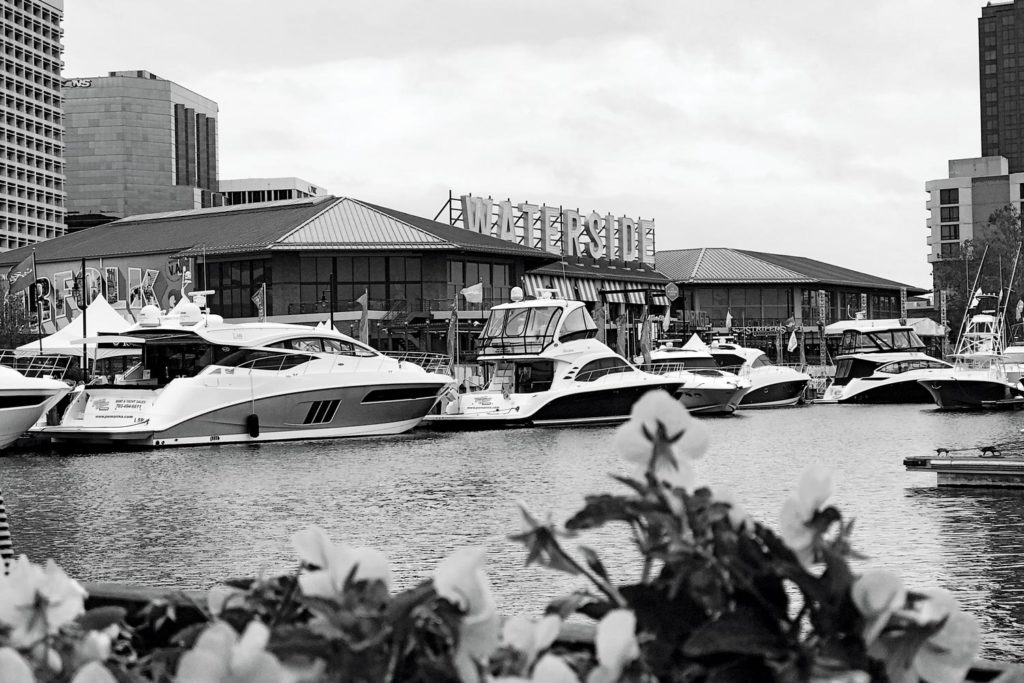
[17,296,133,359]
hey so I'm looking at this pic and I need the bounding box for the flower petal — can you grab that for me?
[796,464,832,518]
[533,614,563,654]
[350,547,392,588]
[594,609,639,673]
[501,615,536,656]
[291,526,334,568]
[532,654,578,683]
[0,647,34,683]
[231,620,271,672]
[914,608,979,683]
[69,661,119,683]
[434,547,488,612]
[851,569,906,644]
[176,647,231,683]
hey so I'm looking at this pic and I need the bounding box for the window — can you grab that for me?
[939,188,959,205]
[940,206,959,221]
[559,307,597,342]
[940,243,960,259]
[1003,14,1015,25]
[575,357,631,382]
[1005,58,1017,68]
[940,224,959,241]
[986,50,998,60]
[986,64,998,74]
[202,258,272,319]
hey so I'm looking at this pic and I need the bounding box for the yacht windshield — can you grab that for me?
[479,306,563,355]
[839,329,925,354]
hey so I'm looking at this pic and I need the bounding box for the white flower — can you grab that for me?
[176,620,288,683]
[850,569,906,644]
[613,390,708,488]
[0,647,34,683]
[531,654,579,682]
[586,609,639,683]
[433,547,499,683]
[70,661,119,683]
[501,614,563,666]
[778,465,833,566]
[291,525,391,599]
[714,487,753,532]
[0,555,87,648]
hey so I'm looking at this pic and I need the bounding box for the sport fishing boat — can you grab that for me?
[40,299,453,447]
[423,292,688,430]
[0,364,71,449]
[818,320,951,404]
[641,335,749,414]
[708,338,811,408]
[917,300,1024,410]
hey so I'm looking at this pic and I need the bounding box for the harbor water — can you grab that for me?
[3,403,1024,661]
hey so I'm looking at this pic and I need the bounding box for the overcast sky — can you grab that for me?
[62,1,986,287]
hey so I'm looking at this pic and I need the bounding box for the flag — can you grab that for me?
[593,303,607,344]
[1016,297,1023,322]
[787,330,798,352]
[640,317,652,365]
[356,289,369,344]
[725,310,733,331]
[461,282,483,304]
[250,283,266,322]
[6,252,34,296]
[447,306,458,361]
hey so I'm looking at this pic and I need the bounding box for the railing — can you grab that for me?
[205,351,420,378]
[0,349,73,379]
[572,364,638,383]
[382,351,453,375]
[477,334,555,356]
[639,362,732,379]
[286,299,417,315]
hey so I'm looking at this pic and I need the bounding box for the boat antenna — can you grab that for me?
[954,244,989,352]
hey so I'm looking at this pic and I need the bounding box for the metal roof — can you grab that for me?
[656,248,926,294]
[530,255,669,284]
[0,196,560,267]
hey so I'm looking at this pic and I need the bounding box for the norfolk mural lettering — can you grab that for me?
[22,256,193,333]
[456,194,657,266]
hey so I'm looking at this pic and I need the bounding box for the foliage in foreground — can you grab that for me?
[0,391,980,682]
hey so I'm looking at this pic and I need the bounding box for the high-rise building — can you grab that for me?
[1,0,65,251]
[62,70,221,229]
[980,1,1024,172]
[924,156,1024,262]
[220,177,328,206]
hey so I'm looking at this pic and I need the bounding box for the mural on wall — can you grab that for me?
[22,255,193,333]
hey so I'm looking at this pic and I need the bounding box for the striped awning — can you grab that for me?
[523,274,668,306]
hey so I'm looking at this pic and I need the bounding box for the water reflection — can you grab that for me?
[2,404,1023,661]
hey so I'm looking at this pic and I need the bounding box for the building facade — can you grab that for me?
[924,156,1024,263]
[220,177,328,206]
[980,0,1024,172]
[1,0,65,251]
[657,248,927,362]
[62,70,221,229]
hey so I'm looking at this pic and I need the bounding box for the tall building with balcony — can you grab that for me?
[980,1,1024,172]
[1,0,65,251]
[925,156,1024,262]
[62,70,221,230]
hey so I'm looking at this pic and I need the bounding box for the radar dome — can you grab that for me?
[510,286,524,302]
[205,314,224,326]
[138,305,161,327]
[178,301,202,326]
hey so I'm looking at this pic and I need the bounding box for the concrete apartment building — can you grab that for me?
[924,156,1024,262]
[220,177,328,206]
[980,0,1024,172]
[1,0,65,251]
[62,70,220,230]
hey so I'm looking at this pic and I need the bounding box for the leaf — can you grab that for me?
[577,545,610,581]
[683,605,788,659]
[565,495,666,532]
[545,591,608,620]
[78,606,127,631]
[619,583,707,676]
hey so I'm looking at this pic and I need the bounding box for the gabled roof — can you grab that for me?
[656,248,925,294]
[0,196,559,267]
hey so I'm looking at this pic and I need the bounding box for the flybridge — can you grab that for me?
[454,194,656,266]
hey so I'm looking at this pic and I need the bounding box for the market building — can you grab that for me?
[0,195,558,357]
[656,248,930,362]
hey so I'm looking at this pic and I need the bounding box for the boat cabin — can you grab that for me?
[834,327,925,355]
[477,299,598,356]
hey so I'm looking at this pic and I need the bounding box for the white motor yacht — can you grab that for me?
[424,291,688,430]
[708,339,811,408]
[40,299,453,447]
[819,320,951,404]
[640,335,749,415]
[917,302,1024,410]
[0,365,70,449]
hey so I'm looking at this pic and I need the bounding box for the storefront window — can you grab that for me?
[203,258,272,319]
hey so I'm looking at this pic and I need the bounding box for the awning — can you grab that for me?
[523,274,669,306]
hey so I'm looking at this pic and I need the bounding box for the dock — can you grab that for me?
[905,443,1024,487]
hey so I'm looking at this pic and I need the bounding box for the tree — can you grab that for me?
[932,204,1023,343]
[0,295,33,350]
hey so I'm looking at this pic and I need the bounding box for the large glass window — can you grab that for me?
[299,255,422,311]
[448,259,513,305]
[202,258,272,319]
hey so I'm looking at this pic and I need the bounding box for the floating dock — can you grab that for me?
[905,443,1024,487]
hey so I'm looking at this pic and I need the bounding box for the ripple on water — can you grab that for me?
[3,404,1023,661]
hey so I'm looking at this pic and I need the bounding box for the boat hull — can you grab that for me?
[737,379,809,408]
[43,381,450,447]
[424,381,691,431]
[677,385,742,414]
[838,378,937,404]
[0,386,71,450]
[917,377,1022,410]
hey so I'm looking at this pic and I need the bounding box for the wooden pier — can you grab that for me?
[905,446,1024,487]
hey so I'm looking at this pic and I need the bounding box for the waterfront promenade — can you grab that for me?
[3,403,1023,662]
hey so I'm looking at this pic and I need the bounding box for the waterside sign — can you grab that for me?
[456,194,656,266]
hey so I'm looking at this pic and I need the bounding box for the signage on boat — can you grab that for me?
[455,193,656,265]
[83,393,153,424]
[664,283,679,302]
